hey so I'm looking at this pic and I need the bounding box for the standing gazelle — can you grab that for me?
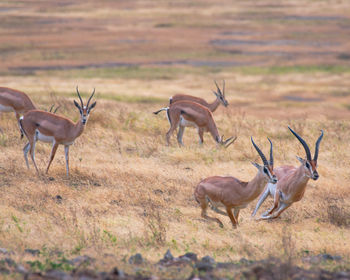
[169,80,228,112]
[154,100,235,147]
[252,127,324,220]
[0,87,36,132]
[194,137,277,228]
[19,87,96,177]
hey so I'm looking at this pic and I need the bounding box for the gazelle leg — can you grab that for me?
[252,187,270,217]
[260,202,291,220]
[23,142,31,169]
[226,207,238,228]
[29,138,39,174]
[15,113,22,136]
[199,198,224,228]
[207,197,228,216]
[234,208,240,221]
[46,142,59,174]
[210,205,228,216]
[166,113,180,146]
[177,125,185,146]
[261,189,281,218]
[198,128,204,145]
[64,145,69,177]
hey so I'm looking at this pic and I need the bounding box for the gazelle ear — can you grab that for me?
[251,161,262,171]
[74,100,81,110]
[296,156,305,164]
[87,101,96,113]
[89,101,96,110]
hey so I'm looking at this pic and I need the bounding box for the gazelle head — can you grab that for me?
[213,80,228,107]
[288,126,324,181]
[74,86,97,125]
[251,137,277,184]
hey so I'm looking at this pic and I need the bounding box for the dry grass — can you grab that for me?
[0,0,350,274]
[1,72,350,271]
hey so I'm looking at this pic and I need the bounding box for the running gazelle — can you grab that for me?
[252,127,324,220]
[194,137,277,228]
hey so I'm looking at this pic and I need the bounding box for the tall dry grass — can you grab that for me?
[1,72,350,272]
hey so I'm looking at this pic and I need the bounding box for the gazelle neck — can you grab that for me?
[73,118,86,139]
[290,164,310,191]
[28,102,36,111]
[207,118,221,143]
[208,97,221,112]
[246,171,268,201]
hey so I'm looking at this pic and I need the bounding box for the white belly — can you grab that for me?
[0,104,14,112]
[36,130,55,143]
[180,116,197,127]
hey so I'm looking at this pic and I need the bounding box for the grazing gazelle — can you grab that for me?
[169,80,228,112]
[194,137,277,228]
[154,100,235,147]
[252,127,324,220]
[0,87,36,132]
[19,87,96,177]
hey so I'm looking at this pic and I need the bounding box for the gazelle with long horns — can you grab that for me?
[154,100,235,147]
[252,127,324,220]
[19,87,96,177]
[0,87,36,132]
[169,80,228,112]
[194,137,277,228]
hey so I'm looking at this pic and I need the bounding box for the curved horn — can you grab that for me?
[49,104,55,112]
[251,137,268,166]
[313,130,324,161]
[53,105,60,114]
[288,126,311,161]
[222,136,237,148]
[87,88,95,108]
[214,80,223,96]
[267,137,273,167]
[76,86,84,107]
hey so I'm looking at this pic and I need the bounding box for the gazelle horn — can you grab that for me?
[251,137,268,166]
[267,137,273,167]
[76,86,84,108]
[87,88,95,108]
[313,130,324,161]
[288,126,311,161]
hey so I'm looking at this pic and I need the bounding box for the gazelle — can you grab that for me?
[19,87,96,177]
[169,80,228,112]
[252,127,324,220]
[194,137,277,228]
[154,100,235,147]
[0,87,36,132]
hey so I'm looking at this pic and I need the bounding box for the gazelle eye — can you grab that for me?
[263,167,268,173]
[305,162,310,169]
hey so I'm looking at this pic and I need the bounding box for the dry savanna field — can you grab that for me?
[1,0,350,277]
